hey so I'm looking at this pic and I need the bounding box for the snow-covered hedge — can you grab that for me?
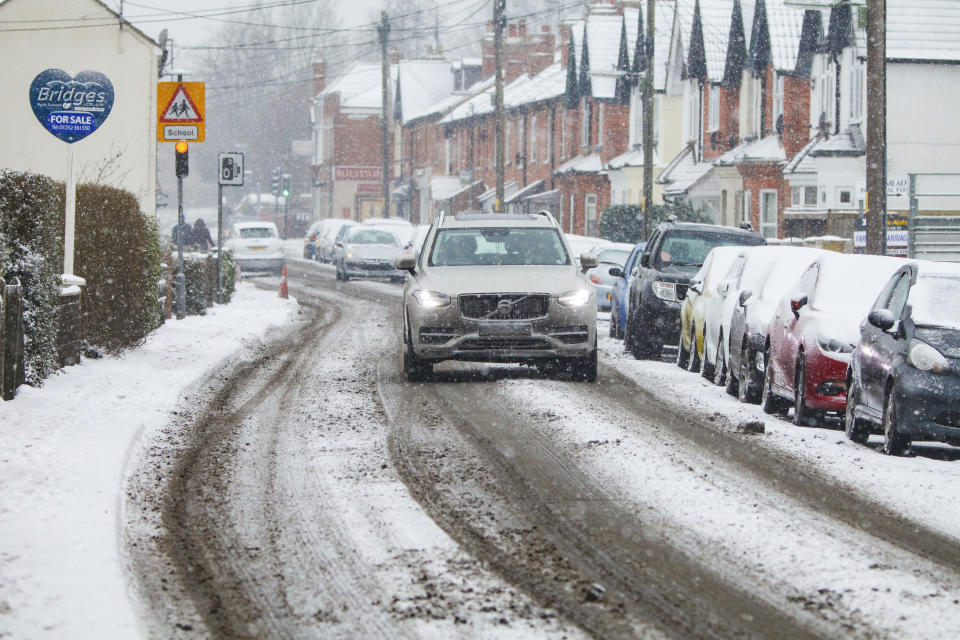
[0,170,63,385]
[74,184,163,356]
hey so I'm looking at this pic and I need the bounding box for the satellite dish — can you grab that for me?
[818,111,828,132]
[158,29,168,49]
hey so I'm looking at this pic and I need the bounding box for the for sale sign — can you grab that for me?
[29,69,114,143]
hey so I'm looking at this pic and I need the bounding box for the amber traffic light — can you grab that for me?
[175,140,189,178]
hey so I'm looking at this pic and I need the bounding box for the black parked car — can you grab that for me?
[624,219,764,359]
[845,261,960,455]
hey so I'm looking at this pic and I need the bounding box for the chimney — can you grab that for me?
[312,51,327,96]
[560,23,573,68]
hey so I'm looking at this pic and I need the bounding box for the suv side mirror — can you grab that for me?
[580,253,598,272]
[789,294,808,318]
[608,266,625,278]
[868,308,896,331]
[738,289,753,307]
[716,280,731,296]
[688,279,703,295]
[394,254,416,274]
[639,254,650,268]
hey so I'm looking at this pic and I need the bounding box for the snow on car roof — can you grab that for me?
[234,221,278,230]
[813,253,907,313]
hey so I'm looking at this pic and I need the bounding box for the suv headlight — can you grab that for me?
[411,290,450,308]
[559,289,592,307]
[816,334,854,355]
[908,339,950,374]
[652,281,677,302]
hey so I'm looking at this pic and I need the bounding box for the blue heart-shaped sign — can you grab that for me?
[29,69,114,143]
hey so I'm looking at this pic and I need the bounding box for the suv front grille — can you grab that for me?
[459,337,551,350]
[458,294,549,320]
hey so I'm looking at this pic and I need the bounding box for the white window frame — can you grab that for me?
[630,87,643,147]
[561,109,567,159]
[445,138,452,175]
[752,76,762,138]
[837,186,854,208]
[569,194,575,233]
[849,62,865,123]
[506,121,512,164]
[581,98,592,148]
[760,189,778,239]
[529,115,537,163]
[585,193,598,236]
[708,85,720,131]
[773,75,784,127]
[742,190,751,226]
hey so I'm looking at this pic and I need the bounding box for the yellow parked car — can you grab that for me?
[677,246,744,372]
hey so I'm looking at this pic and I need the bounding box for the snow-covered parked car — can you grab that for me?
[845,260,960,455]
[225,221,285,275]
[725,246,826,403]
[762,253,906,425]
[585,242,634,311]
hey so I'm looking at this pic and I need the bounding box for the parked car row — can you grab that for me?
[610,230,960,457]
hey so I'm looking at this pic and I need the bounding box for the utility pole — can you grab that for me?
[642,0,655,240]
[866,0,887,256]
[494,0,506,211]
[379,11,391,218]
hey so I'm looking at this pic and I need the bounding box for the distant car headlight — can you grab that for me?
[816,334,855,355]
[908,339,950,374]
[652,281,677,301]
[346,252,354,259]
[411,290,451,308]
[558,289,592,307]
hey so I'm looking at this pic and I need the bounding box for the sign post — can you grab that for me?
[159,75,205,319]
[29,68,114,276]
[217,152,244,303]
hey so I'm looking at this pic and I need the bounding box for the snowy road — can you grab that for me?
[124,258,960,639]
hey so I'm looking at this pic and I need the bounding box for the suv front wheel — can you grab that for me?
[570,348,597,382]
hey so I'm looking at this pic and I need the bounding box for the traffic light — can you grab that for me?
[271,168,281,197]
[175,140,188,178]
[280,174,291,199]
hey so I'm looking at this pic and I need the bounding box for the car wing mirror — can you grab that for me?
[717,280,731,296]
[639,254,650,268]
[867,308,896,331]
[688,279,703,295]
[789,294,808,318]
[738,289,753,307]
[608,266,624,278]
[394,254,416,274]
[580,253,598,272]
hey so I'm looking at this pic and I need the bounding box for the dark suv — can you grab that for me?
[624,220,764,359]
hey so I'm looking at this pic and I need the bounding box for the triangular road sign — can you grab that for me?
[159,84,203,123]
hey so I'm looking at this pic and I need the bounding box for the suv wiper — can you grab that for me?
[666,261,701,267]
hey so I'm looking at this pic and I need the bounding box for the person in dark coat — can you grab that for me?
[192,218,214,250]
[172,220,193,246]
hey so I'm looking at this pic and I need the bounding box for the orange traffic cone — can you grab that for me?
[278,265,289,299]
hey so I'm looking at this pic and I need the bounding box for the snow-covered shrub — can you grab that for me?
[73,184,163,355]
[0,170,63,386]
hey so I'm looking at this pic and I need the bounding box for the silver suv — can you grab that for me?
[395,211,598,382]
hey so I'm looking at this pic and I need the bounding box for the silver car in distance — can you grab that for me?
[395,210,598,382]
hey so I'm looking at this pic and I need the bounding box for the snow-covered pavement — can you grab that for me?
[0,282,297,639]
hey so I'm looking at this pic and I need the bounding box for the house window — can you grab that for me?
[630,88,643,146]
[561,109,567,159]
[445,138,452,175]
[529,116,537,163]
[585,194,598,235]
[506,121,512,164]
[774,75,784,128]
[752,76,762,138]
[581,99,593,148]
[760,190,778,239]
[735,190,743,223]
[721,190,728,225]
[546,112,553,162]
[849,63,865,122]
[687,81,701,144]
[708,85,720,131]
[743,190,751,227]
[569,194,575,233]
[838,187,853,207]
[792,186,817,207]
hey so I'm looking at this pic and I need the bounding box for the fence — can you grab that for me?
[908,174,960,262]
[2,278,25,401]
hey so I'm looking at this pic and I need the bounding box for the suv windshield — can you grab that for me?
[239,227,276,239]
[656,231,762,270]
[428,227,570,266]
[348,229,398,245]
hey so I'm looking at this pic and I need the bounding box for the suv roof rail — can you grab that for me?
[536,209,559,229]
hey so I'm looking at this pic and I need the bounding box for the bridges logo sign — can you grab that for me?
[29,69,114,143]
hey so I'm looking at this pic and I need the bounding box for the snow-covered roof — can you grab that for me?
[657,145,715,194]
[430,175,463,200]
[674,0,738,82]
[730,133,786,163]
[765,0,807,72]
[505,179,545,204]
[556,153,604,174]
[783,131,824,174]
[319,63,382,110]
[397,60,455,122]
[606,147,662,170]
[505,63,566,109]
[809,124,865,157]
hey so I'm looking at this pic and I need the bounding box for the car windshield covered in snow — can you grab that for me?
[239,226,277,239]
[909,274,960,330]
[656,230,762,270]
[594,248,632,266]
[346,228,399,246]
[428,227,570,266]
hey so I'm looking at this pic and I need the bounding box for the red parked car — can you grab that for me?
[761,253,906,425]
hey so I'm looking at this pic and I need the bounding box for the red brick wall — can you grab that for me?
[737,161,788,238]
[782,75,811,160]
[557,172,611,235]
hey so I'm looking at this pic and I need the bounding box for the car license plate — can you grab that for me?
[478,321,531,337]
[249,245,266,251]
